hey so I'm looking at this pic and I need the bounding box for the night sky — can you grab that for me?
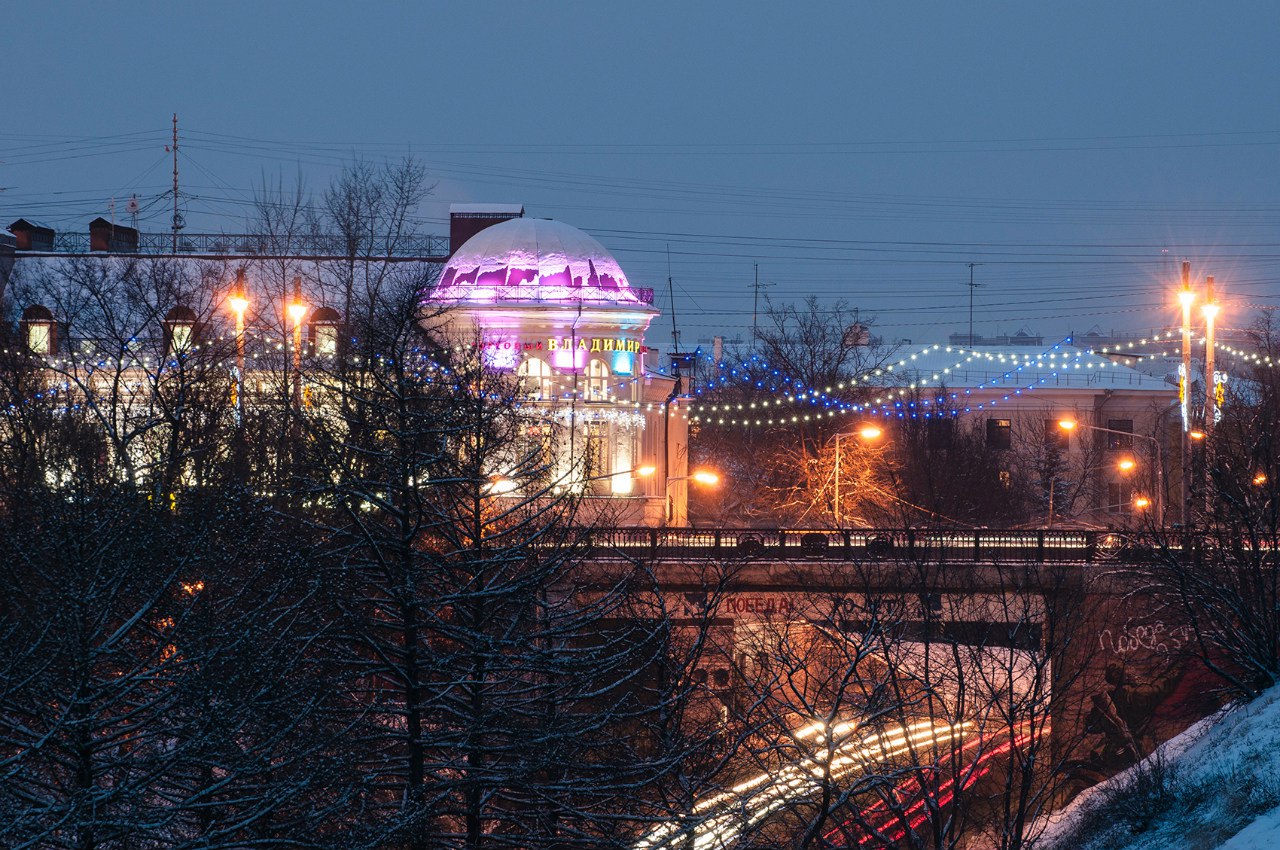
[7,1,1280,347]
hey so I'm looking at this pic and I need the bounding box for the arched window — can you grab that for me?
[586,359,610,402]
[21,305,55,355]
[309,306,342,356]
[163,305,198,355]
[517,356,554,400]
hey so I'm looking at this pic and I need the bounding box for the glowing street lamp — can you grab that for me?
[227,270,250,424]
[663,468,721,525]
[834,424,885,527]
[287,277,307,411]
[1134,496,1152,510]
[1058,419,1164,525]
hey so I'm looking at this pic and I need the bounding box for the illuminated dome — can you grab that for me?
[431,218,651,306]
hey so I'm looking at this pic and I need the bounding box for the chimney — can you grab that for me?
[448,204,523,256]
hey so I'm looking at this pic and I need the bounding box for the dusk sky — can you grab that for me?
[7,2,1280,348]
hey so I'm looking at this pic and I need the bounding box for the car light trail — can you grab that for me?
[633,719,972,850]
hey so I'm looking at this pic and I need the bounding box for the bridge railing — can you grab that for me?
[581,528,1208,563]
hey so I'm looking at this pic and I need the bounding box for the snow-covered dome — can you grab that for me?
[430,218,652,307]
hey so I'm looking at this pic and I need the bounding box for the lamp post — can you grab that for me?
[286,277,307,413]
[227,269,250,426]
[637,465,719,527]
[1047,456,1137,528]
[833,424,884,527]
[1059,419,1164,526]
[1177,261,1195,527]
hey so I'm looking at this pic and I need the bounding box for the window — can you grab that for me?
[986,418,1012,450]
[315,324,338,355]
[21,305,55,355]
[1108,482,1134,513]
[1045,419,1070,452]
[927,418,954,449]
[585,422,607,488]
[517,357,554,400]
[1106,419,1134,450]
[586,359,611,402]
[164,305,197,355]
[309,306,342,356]
[27,322,51,355]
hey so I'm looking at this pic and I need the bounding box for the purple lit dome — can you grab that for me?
[430,218,651,306]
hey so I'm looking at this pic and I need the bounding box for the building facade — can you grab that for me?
[426,213,690,526]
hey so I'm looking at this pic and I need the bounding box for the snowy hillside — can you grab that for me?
[1040,685,1280,850]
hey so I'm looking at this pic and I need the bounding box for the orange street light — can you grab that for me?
[834,425,888,527]
[1253,472,1268,486]
[635,464,657,478]
[1189,430,1206,441]
[1057,418,1164,524]
[227,270,249,429]
[663,468,721,525]
[1134,496,1152,510]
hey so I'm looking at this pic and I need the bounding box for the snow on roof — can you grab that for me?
[429,217,653,308]
[884,343,1174,393]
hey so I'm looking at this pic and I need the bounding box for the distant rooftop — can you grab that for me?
[886,342,1174,393]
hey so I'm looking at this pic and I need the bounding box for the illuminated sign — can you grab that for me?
[478,336,647,353]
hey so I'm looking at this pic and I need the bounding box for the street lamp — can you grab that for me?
[227,269,250,425]
[1058,419,1164,525]
[1048,455,1137,528]
[833,423,884,527]
[654,467,721,526]
[286,277,307,412]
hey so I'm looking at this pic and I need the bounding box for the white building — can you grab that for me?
[426,213,691,526]
[887,341,1180,523]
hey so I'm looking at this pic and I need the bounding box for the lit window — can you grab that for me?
[586,359,611,402]
[308,306,342,356]
[27,322,51,355]
[170,323,193,353]
[22,305,55,355]
[517,357,554,400]
[315,324,338,355]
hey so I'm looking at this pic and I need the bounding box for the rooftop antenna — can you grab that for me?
[965,262,984,345]
[167,113,184,253]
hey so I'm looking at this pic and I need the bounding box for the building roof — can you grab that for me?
[886,342,1174,394]
[428,217,653,308]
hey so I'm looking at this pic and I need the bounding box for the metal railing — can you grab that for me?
[582,528,1219,564]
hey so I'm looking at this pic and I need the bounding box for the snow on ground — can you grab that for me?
[1038,684,1280,850]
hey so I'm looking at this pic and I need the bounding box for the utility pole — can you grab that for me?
[667,245,679,356]
[751,262,774,348]
[966,263,983,345]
